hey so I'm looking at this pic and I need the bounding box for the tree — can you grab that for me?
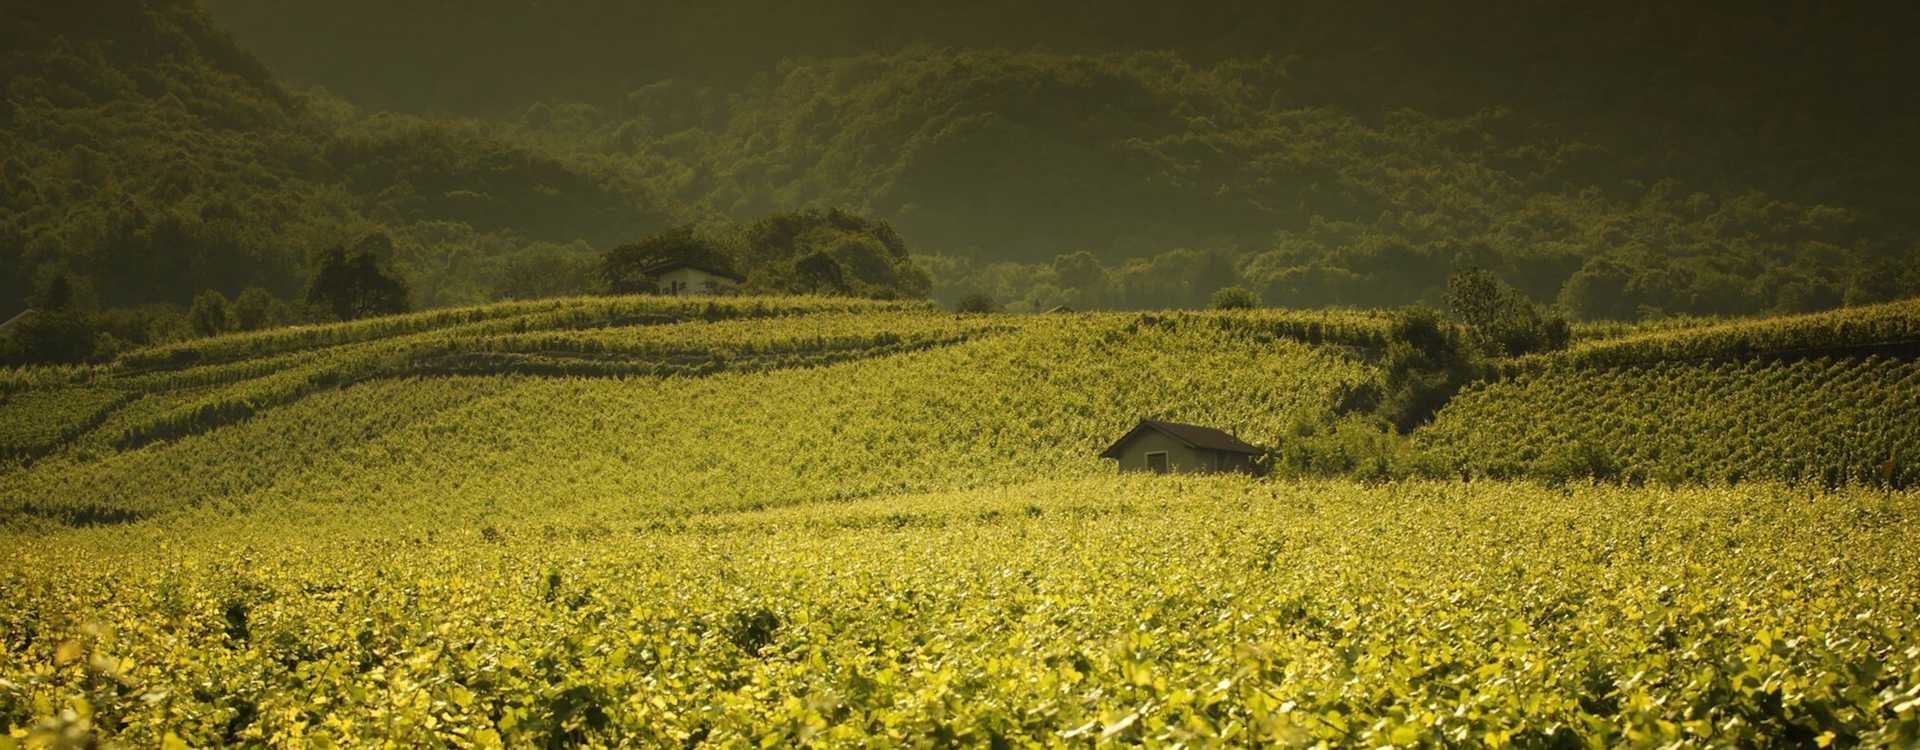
[306,246,410,321]
[598,226,734,294]
[1374,306,1480,433]
[1445,269,1569,356]
[231,287,277,331]
[188,290,231,336]
[743,209,930,299]
[791,251,847,295]
[33,272,74,311]
[1051,251,1104,289]
[955,292,999,314]
[1210,286,1258,310]
[1557,257,1638,321]
[497,247,596,300]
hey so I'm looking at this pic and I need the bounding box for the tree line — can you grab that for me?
[5,1,1917,366]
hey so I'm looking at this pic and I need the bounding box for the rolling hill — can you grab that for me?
[2,298,1919,744]
[1413,299,1920,486]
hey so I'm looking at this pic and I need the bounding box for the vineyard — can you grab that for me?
[1418,355,1920,487]
[1513,298,1920,372]
[4,296,1920,745]
[5,480,1918,747]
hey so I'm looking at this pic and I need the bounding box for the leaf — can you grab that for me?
[53,640,83,666]
[1100,711,1140,740]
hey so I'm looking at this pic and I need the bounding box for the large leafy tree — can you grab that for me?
[742,209,930,299]
[1445,270,1570,357]
[305,246,410,321]
[188,290,231,336]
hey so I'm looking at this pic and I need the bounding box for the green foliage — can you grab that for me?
[11,4,1920,322]
[1419,354,1920,488]
[1514,298,1920,372]
[228,287,278,332]
[5,478,1920,746]
[187,291,231,337]
[0,0,676,318]
[1208,286,1258,310]
[0,385,133,461]
[493,246,598,301]
[1373,307,1482,433]
[1445,269,1570,357]
[595,226,732,295]
[32,274,75,312]
[953,292,999,314]
[0,312,97,366]
[1270,414,1410,481]
[742,209,931,299]
[3,298,1920,745]
[0,300,1364,526]
[305,246,411,321]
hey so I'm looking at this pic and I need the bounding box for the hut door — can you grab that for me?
[1146,451,1169,474]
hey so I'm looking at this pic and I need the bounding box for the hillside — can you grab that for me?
[477,48,1920,316]
[3,299,1920,744]
[0,0,672,315]
[1411,300,1920,486]
[8,298,1919,525]
[0,299,1382,531]
[6,2,1918,326]
[199,1,1920,316]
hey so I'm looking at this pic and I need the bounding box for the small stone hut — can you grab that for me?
[1099,419,1262,474]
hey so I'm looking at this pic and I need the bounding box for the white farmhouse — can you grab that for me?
[645,261,744,296]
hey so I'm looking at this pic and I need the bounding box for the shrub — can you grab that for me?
[1270,414,1412,481]
[1532,441,1621,485]
[955,292,999,314]
[1209,286,1258,310]
[1375,306,1482,432]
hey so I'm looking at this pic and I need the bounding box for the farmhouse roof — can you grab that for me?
[643,259,744,283]
[1098,419,1263,458]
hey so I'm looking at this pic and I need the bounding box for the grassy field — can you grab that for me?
[3,297,1919,746]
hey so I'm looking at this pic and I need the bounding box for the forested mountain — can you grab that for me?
[428,48,1920,315]
[202,0,1920,315]
[200,0,1920,226]
[0,0,673,316]
[4,0,1917,323]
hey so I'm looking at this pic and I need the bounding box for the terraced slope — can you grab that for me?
[0,296,940,461]
[1512,298,1920,372]
[0,302,1373,532]
[1419,355,1920,485]
[1410,299,1920,486]
[4,298,1920,746]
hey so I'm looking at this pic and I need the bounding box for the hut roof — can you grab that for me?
[1099,419,1263,458]
[643,259,744,283]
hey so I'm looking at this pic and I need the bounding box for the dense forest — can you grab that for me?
[3,0,1917,341]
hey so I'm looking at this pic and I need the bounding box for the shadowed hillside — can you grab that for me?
[0,0,674,315]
